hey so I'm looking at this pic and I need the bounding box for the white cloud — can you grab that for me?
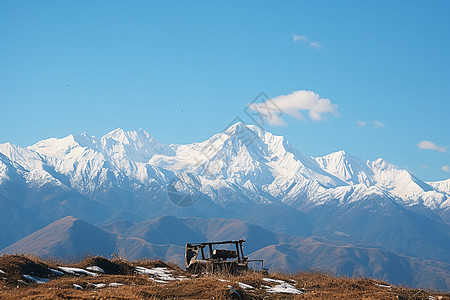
[293,34,322,49]
[373,121,385,129]
[417,141,446,153]
[293,34,307,43]
[248,90,337,126]
[357,120,367,129]
[309,41,322,49]
[357,120,385,129]
[442,165,450,172]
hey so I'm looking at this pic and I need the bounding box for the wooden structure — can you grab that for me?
[185,239,265,274]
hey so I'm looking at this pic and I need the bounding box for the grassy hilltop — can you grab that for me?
[0,255,448,300]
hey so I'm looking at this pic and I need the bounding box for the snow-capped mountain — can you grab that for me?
[314,150,448,210]
[27,129,173,195]
[0,123,449,268]
[151,123,342,185]
[0,142,64,187]
[150,122,346,207]
[1,123,449,213]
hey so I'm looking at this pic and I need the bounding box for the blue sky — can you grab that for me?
[0,0,449,181]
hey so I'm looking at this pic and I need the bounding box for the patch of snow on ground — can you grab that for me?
[86,266,105,273]
[266,282,304,294]
[375,283,391,288]
[90,283,106,289]
[263,278,285,284]
[58,267,98,276]
[73,284,83,290]
[135,266,177,282]
[217,278,229,282]
[238,282,255,290]
[0,269,5,274]
[150,278,168,284]
[49,268,64,275]
[108,282,124,287]
[23,275,49,284]
[263,278,304,294]
[17,279,28,285]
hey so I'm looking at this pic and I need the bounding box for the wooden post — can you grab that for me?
[200,246,205,260]
[235,242,241,262]
[208,244,213,259]
[239,241,245,262]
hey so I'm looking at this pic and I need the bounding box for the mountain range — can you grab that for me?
[0,123,449,290]
[3,215,449,290]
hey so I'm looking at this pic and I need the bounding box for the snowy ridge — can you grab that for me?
[314,150,375,186]
[0,143,65,187]
[428,179,450,195]
[314,150,448,209]
[150,122,346,205]
[0,123,448,212]
[27,129,173,194]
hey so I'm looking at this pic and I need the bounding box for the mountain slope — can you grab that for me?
[314,150,375,186]
[308,193,450,263]
[249,238,450,290]
[429,179,450,195]
[1,216,116,259]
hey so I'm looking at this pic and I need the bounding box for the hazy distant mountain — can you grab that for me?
[250,237,450,290]
[1,216,116,259]
[2,215,449,290]
[0,123,449,289]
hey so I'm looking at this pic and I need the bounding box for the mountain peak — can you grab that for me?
[223,122,274,146]
[331,150,346,156]
[29,134,87,160]
[225,122,252,135]
[320,150,348,160]
[315,150,374,186]
[100,128,174,162]
[226,121,245,130]
[102,128,156,145]
[103,128,130,144]
[0,142,44,168]
[0,142,20,157]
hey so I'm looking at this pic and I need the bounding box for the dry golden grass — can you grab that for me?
[0,254,448,300]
